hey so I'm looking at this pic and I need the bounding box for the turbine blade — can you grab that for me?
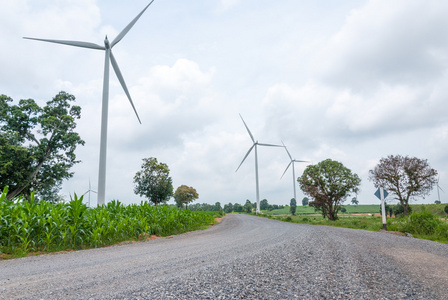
[280,162,292,179]
[236,144,255,172]
[258,143,283,147]
[293,160,309,163]
[239,114,255,143]
[23,37,104,50]
[282,140,293,160]
[110,51,142,124]
[111,0,155,47]
[439,185,445,193]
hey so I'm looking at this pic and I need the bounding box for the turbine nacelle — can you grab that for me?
[104,36,111,49]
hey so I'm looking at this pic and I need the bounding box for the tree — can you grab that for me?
[435,200,441,204]
[133,157,173,205]
[368,155,437,216]
[0,92,84,201]
[233,203,243,212]
[224,203,233,213]
[351,197,359,205]
[298,159,361,221]
[302,197,309,206]
[260,199,269,211]
[174,185,199,209]
[290,198,297,215]
[243,199,253,213]
[213,202,222,211]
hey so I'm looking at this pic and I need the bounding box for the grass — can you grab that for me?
[257,204,448,244]
[262,204,381,215]
[0,188,221,259]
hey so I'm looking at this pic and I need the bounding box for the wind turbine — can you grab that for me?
[280,141,309,202]
[24,1,155,205]
[437,176,444,203]
[235,114,283,214]
[83,179,98,207]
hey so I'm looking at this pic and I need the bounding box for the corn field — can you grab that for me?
[0,187,218,256]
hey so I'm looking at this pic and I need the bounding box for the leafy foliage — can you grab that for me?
[0,92,84,201]
[302,197,309,206]
[0,188,217,256]
[290,198,297,215]
[368,155,437,216]
[174,185,199,209]
[133,157,173,205]
[298,159,361,221]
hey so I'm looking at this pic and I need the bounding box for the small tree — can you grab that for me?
[233,203,243,212]
[302,197,309,206]
[368,155,437,216]
[224,203,234,213]
[435,200,441,204]
[243,199,252,213]
[298,159,361,221]
[351,197,359,205]
[260,199,269,210]
[290,198,297,215]
[174,185,199,209]
[133,157,173,205]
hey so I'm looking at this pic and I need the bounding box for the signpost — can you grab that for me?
[375,187,388,230]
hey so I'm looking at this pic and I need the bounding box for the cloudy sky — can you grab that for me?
[2,0,448,206]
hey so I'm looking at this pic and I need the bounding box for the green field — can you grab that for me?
[262,204,382,215]
[263,203,448,217]
[258,203,448,244]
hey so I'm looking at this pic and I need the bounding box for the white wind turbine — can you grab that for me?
[83,179,97,207]
[280,141,309,202]
[24,1,155,205]
[437,176,444,203]
[235,114,283,214]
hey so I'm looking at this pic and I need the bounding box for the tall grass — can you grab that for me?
[0,187,218,257]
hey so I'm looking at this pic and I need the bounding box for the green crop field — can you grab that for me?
[0,189,220,258]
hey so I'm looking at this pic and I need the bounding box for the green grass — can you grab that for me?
[0,189,220,258]
[262,204,381,216]
[256,205,448,244]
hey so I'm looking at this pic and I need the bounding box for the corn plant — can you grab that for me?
[1,189,219,257]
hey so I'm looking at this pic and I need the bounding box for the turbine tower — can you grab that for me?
[235,114,283,214]
[280,141,309,202]
[24,1,155,205]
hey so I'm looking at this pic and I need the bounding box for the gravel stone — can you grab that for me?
[1,214,447,299]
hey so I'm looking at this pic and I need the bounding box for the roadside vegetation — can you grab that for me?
[0,188,220,259]
[254,203,448,244]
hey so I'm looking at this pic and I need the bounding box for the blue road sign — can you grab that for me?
[375,188,388,200]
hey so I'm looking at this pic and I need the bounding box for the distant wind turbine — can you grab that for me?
[437,176,444,203]
[280,141,309,202]
[235,114,283,214]
[83,179,97,207]
[24,1,155,205]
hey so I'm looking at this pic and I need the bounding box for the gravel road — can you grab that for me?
[1,214,448,299]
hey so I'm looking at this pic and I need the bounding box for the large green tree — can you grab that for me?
[174,185,199,209]
[368,155,437,216]
[133,157,173,205]
[298,159,361,221]
[0,92,84,201]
